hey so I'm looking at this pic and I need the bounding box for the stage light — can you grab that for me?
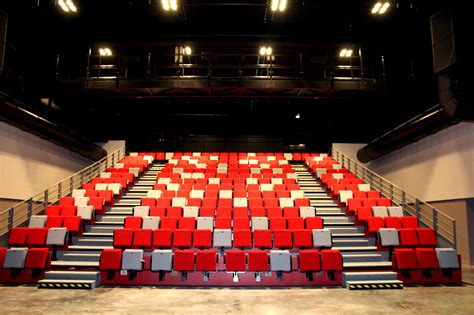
[279,0,287,12]
[162,0,178,11]
[271,0,279,12]
[58,0,69,12]
[260,47,267,56]
[271,0,287,12]
[339,48,353,57]
[99,48,112,56]
[260,46,273,57]
[371,2,390,14]
[266,47,273,56]
[58,0,78,13]
[184,46,192,55]
[66,0,77,12]
[295,113,301,119]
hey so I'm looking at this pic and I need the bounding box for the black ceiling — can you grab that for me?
[0,0,453,151]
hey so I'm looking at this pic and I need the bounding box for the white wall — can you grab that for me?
[0,122,92,200]
[96,140,126,155]
[333,122,474,202]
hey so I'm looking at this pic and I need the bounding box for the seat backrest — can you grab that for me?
[29,215,47,228]
[46,228,68,246]
[388,206,404,217]
[134,206,150,218]
[251,217,269,231]
[142,216,161,230]
[372,206,389,217]
[24,247,50,269]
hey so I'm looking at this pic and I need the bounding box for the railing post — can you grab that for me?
[453,221,457,249]
[415,199,421,221]
[80,171,84,187]
[27,198,33,219]
[433,208,438,233]
[402,191,406,214]
[8,207,14,230]
[58,182,62,201]
[70,177,74,193]
[390,183,394,200]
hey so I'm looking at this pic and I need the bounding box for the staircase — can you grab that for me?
[38,162,166,289]
[291,162,403,290]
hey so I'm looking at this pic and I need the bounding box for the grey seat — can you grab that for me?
[270,250,291,272]
[436,248,460,269]
[46,228,68,246]
[72,189,86,198]
[197,217,214,230]
[151,250,173,271]
[378,228,400,247]
[74,197,90,207]
[339,190,353,204]
[77,206,95,221]
[299,207,315,218]
[316,168,327,178]
[29,215,47,228]
[251,217,269,231]
[4,248,28,268]
[372,206,389,217]
[122,249,144,271]
[134,206,150,218]
[142,217,160,230]
[312,229,332,248]
[183,207,199,218]
[388,206,404,217]
[213,229,232,248]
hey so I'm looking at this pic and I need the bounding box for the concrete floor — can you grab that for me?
[0,265,473,315]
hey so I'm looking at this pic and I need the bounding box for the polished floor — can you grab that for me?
[0,264,473,314]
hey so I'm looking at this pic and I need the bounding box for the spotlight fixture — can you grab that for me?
[371,2,390,14]
[259,46,273,56]
[184,46,192,56]
[295,113,301,119]
[271,0,287,12]
[99,48,112,56]
[339,48,353,58]
[58,0,77,13]
[162,0,178,11]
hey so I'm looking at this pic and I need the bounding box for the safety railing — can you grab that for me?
[0,146,126,237]
[331,147,457,249]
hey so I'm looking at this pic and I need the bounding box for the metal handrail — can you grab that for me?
[330,147,457,249]
[0,146,126,237]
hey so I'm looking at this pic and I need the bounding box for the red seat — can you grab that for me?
[46,216,64,228]
[225,250,246,272]
[267,207,283,218]
[46,206,61,216]
[416,248,439,269]
[187,198,202,207]
[26,228,49,246]
[273,230,293,249]
[362,198,377,208]
[353,191,367,199]
[347,198,362,212]
[167,207,183,218]
[63,216,82,233]
[321,250,343,271]
[249,207,266,217]
[24,248,49,269]
[253,230,273,248]
[215,217,232,229]
[133,229,153,247]
[196,249,217,272]
[8,227,30,246]
[305,217,323,230]
[141,198,156,207]
[384,217,402,229]
[270,218,287,230]
[234,218,250,230]
[193,230,212,248]
[399,228,418,247]
[394,248,417,269]
[401,216,419,228]
[248,250,269,272]
[114,229,134,247]
[366,191,380,199]
[377,198,392,207]
[356,207,373,222]
[125,217,143,229]
[156,198,172,207]
[217,207,232,218]
[60,197,75,206]
[283,207,299,218]
[233,207,249,218]
[173,249,195,271]
[219,199,233,208]
[153,230,173,248]
[178,217,196,230]
[0,248,7,268]
[60,206,77,217]
[100,249,123,271]
[293,229,313,248]
[88,198,104,211]
[160,217,178,230]
[264,198,279,208]
[294,199,310,207]
[150,207,166,218]
[199,207,215,217]
[233,230,252,248]
[173,229,193,247]
[288,217,305,230]
[417,228,437,247]
[367,217,385,233]
[98,190,113,203]
[299,249,321,272]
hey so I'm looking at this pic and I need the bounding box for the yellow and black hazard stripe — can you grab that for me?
[348,283,403,290]
[38,283,93,289]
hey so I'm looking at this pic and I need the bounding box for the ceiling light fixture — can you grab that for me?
[99,47,112,56]
[162,0,178,11]
[371,2,390,14]
[260,46,273,56]
[339,48,353,58]
[271,0,287,12]
[184,46,192,55]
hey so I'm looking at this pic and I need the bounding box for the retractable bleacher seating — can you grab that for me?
[1,151,461,289]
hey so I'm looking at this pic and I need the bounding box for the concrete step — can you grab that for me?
[68,245,113,251]
[122,194,147,199]
[345,280,403,290]
[88,226,122,233]
[322,216,353,223]
[108,206,134,213]
[114,200,141,206]
[342,252,389,262]
[323,221,354,226]
[327,226,365,234]
[62,253,101,262]
[93,221,124,227]
[128,187,153,192]
[96,216,126,223]
[343,261,393,269]
[38,279,97,290]
[74,238,114,246]
[332,238,374,247]
[332,246,378,251]
[51,261,100,268]
[332,233,366,238]
[135,181,156,185]
[343,271,399,283]
[82,232,114,237]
